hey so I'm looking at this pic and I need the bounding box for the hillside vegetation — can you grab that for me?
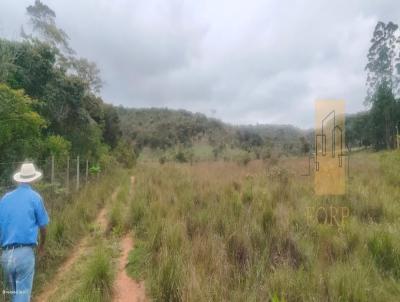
[117,107,312,161]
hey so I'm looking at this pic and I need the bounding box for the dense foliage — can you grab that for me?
[0,1,132,182]
[347,21,400,150]
[117,108,229,149]
[117,107,311,158]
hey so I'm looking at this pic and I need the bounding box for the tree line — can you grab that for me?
[347,21,400,150]
[0,0,135,180]
[117,106,311,159]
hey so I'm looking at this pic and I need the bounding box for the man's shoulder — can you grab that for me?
[1,189,17,201]
[0,187,42,204]
[28,188,43,201]
[0,190,17,210]
[1,191,12,199]
[6,186,42,201]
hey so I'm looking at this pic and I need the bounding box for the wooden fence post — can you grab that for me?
[86,159,89,183]
[66,156,70,192]
[76,155,80,190]
[51,155,55,185]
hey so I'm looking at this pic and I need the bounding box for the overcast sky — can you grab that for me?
[1,0,399,127]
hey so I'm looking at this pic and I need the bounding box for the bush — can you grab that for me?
[236,153,251,166]
[127,241,147,280]
[46,135,71,158]
[368,232,400,279]
[159,156,166,164]
[82,247,114,302]
[113,140,136,168]
[49,219,67,244]
[109,202,123,235]
[175,151,187,163]
[129,199,146,236]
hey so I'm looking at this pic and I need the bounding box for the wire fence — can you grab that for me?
[0,156,100,196]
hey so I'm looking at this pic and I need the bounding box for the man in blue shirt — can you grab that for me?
[0,162,49,302]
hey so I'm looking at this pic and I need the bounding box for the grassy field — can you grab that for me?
[3,151,398,302]
[126,150,400,301]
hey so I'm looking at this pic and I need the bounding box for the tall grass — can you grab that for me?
[32,168,125,295]
[49,171,131,301]
[75,245,115,302]
[59,239,117,302]
[127,151,400,301]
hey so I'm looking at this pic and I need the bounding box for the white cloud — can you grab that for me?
[1,0,399,127]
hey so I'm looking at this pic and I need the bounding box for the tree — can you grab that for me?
[23,1,102,94]
[299,136,310,154]
[67,122,105,159]
[113,141,136,168]
[82,94,105,125]
[70,58,103,94]
[0,2,124,168]
[4,40,56,99]
[236,129,263,151]
[46,135,71,157]
[103,105,122,149]
[369,82,399,149]
[364,21,400,150]
[0,84,46,178]
[365,21,399,102]
[346,111,371,147]
[24,0,74,55]
[41,70,86,132]
[0,39,19,83]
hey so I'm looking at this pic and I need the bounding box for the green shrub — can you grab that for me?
[128,199,147,237]
[109,203,123,235]
[113,140,136,168]
[46,135,71,158]
[368,232,400,279]
[127,241,147,280]
[82,247,113,302]
[241,187,253,205]
[175,151,187,163]
[49,219,67,244]
[261,208,275,234]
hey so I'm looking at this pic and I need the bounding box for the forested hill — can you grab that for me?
[117,107,311,155]
[116,108,228,148]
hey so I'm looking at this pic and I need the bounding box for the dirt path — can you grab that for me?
[34,237,89,302]
[112,175,147,302]
[34,189,119,302]
[113,234,146,302]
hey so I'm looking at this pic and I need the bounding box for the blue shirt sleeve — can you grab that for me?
[34,195,49,228]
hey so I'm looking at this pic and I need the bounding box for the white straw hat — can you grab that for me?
[13,162,42,183]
